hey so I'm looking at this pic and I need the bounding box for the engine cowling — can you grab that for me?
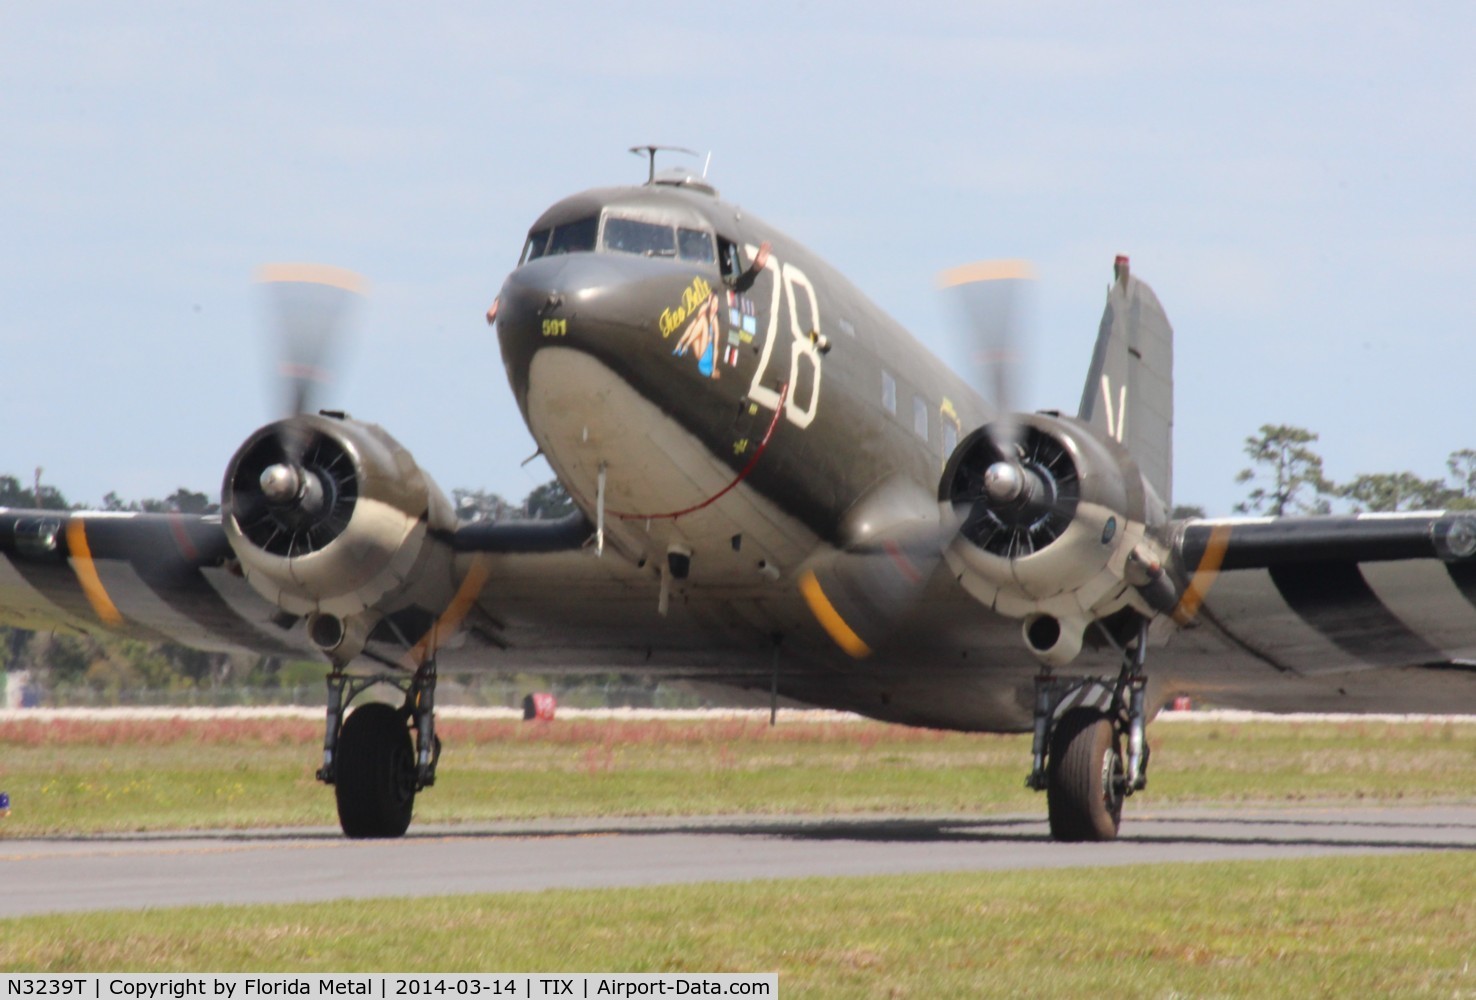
[221,412,460,658]
[939,412,1169,666]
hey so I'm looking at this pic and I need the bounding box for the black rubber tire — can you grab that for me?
[1046,710,1124,842]
[334,703,416,839]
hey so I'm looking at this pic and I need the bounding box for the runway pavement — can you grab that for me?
[2,804,1474,917]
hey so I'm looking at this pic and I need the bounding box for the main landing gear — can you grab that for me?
[316,660,441,838]
[1026,621,1151,842]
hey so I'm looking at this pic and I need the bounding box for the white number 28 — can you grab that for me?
[744,245,823,430]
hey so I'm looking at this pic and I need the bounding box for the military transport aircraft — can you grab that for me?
[4,147,1476,842]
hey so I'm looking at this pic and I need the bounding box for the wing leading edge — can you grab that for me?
[1173,511,1476,676]
[1178,512,1476,570]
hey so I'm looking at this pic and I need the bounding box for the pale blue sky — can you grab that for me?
[3,3,1473,514]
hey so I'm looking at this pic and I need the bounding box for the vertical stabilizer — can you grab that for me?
[1077,257,1174,507]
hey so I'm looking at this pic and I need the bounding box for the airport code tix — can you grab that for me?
[0,978,777,1000]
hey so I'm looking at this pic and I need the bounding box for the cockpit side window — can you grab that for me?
[521,228,551,265]
[603,217,677,258]
[717,237,744,283]
[522,217,597,263]
[677,228,715,264]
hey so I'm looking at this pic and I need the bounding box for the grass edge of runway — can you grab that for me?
[3,851,1475,997]
[5,717,1476,835]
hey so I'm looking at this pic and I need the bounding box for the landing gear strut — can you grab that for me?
[1026,621,1151,842]
[316,660,442,838]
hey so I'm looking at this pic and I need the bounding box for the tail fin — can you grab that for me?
[1077,256,1174,507]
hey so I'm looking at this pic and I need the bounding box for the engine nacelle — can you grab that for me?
[221,413,460,635]
[939,412,1168,666]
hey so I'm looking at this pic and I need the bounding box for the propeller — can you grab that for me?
[228,424,359,557]
[254,262,366,423]
[946,422,1080,559]
[936,259,1036,455]
[934,260,1083,555]
[227,264,368,558]
[805,261,1055,657]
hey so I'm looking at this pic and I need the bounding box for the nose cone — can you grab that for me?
[499,255,634,361]
[495,252,706,411]
[498,254,639,339]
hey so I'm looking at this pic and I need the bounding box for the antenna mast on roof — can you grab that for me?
[628,144,699,184]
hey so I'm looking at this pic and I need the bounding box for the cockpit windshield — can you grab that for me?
[603,217,677,258]
[520,209,718,268]
[522,216,598,264]
[602,216,718,264]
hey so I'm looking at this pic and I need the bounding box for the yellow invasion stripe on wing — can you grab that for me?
[66,519,124,626]
[799,569,872,659]
[401,555,493,668]
[1171,524,1232,625]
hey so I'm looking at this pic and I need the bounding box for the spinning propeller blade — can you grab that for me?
[936,258,1036,457]
[231,264,368,553]
[254,262,366,420]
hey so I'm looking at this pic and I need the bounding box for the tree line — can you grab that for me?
[1228,424,1476,517]
[0,475,575,521]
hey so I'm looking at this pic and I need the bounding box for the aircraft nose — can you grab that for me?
[496,254,636,342]
[502,267,564,321]
[494,253,664,404]
[496,257,567,339]
[500,250,706,381]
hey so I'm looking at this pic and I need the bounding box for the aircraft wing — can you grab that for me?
[0,506,770,678]
[450,512,593,554]
[0,509,313,657]
[1172,511,1476,680]
[0,508,604,663]
[1178,511,1476,571]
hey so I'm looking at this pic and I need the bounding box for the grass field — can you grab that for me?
[3,715,1476,994]
[2,715,1476,834]
[4,852,1476,997]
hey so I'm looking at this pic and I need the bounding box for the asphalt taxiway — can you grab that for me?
[2,804,1474,917]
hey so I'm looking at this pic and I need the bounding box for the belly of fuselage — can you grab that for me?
[524,346,817,588]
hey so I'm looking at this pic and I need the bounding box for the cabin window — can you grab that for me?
[913,396,929,439]
[943,420,958,456]
[603,217,677,258]
[677,228,716,264]
[881,372,897,414]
